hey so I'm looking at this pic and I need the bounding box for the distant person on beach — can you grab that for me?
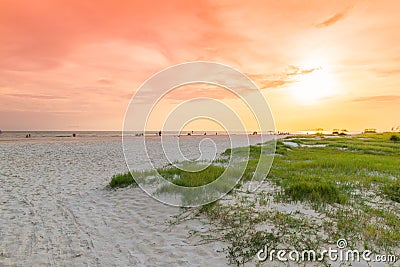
[158,130,162,136]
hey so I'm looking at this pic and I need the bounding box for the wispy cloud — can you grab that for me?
[164,85,235,103]
[246,73,291,90]
[6,93,66,100]
[371,68,400,77]
[316,7,352,28]
[246,65,319,90]
[351,95,400,102]
[96,79,114,85]
[286,65,320,76]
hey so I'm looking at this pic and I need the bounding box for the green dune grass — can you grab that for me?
[110,133,400,264]
[110,172,137,188]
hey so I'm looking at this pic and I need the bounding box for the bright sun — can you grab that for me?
[291,65,336,104]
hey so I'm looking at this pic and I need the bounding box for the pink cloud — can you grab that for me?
[0,0,218,71]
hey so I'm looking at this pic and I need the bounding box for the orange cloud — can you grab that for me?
[315,7,352,28]
[246,65,319,90]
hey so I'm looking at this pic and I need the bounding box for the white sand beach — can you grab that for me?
[0,137,231,266]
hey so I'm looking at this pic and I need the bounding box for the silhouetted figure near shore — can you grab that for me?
[158,130,162,136]
[216,132,218,135]
[72,133,76,137]
[204,132,207,135]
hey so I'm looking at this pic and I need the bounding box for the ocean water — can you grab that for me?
[0,131,258,140]
[0,131,123,140]
[0,132,271,266]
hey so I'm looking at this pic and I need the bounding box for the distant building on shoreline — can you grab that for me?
[364,128,377,134]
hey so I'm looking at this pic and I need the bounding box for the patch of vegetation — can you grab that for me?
[200,201,272,265]
[284,180,348,204]
[109,172,137,188]
[112,133,400,264]
[275,140,292,155]
[157,165,225,187]
[390,134,400,143]
[197,195,324,265]
[382,181,400,203]
[197,134,400,264]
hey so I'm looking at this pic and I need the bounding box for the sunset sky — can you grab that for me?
[0,0,399,132]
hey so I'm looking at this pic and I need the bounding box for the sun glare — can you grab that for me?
[291,65,336,104]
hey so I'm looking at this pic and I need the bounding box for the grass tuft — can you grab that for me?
[382,181,400,203]
[390,134,400,143]
[110,172,137,188]
[284,180,348,204]
[157,165,225,187]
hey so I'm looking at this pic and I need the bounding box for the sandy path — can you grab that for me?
[0,139,226,266]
